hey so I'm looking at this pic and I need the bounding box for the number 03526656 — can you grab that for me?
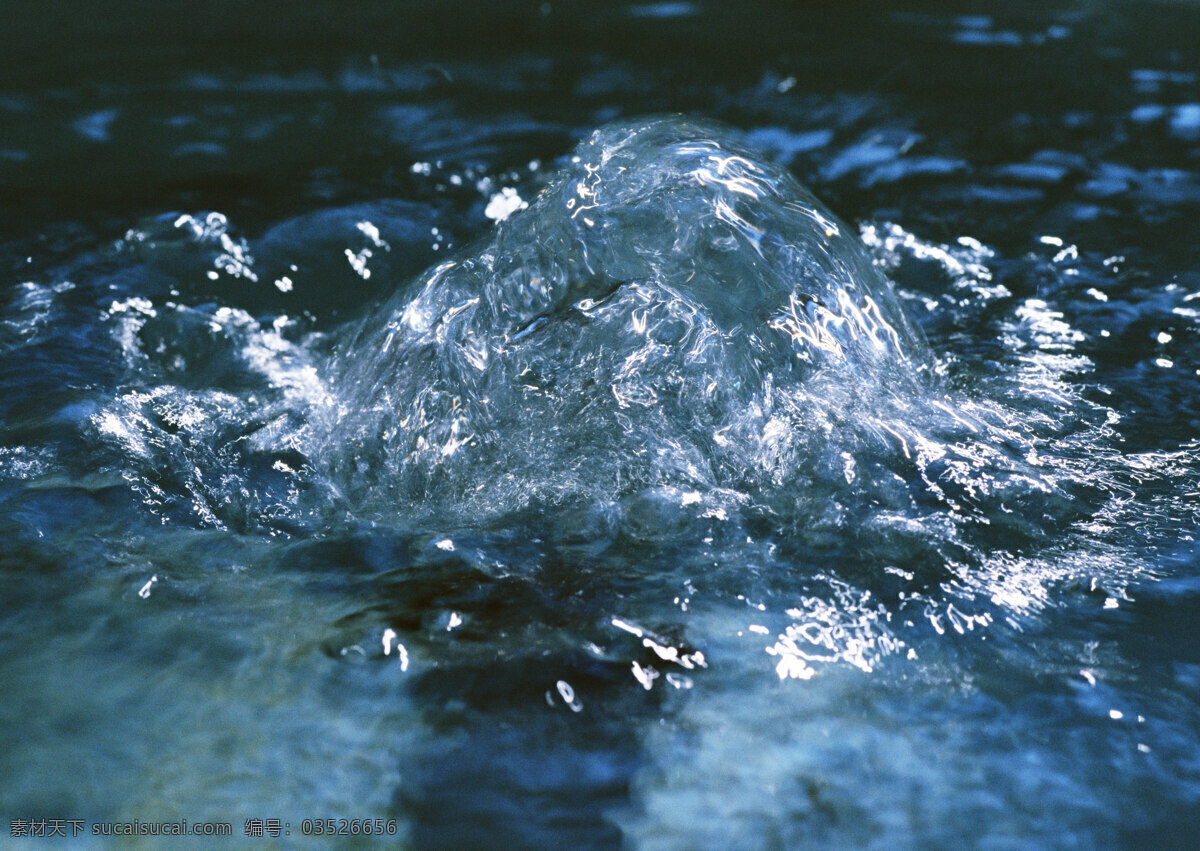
[300,819,398,836]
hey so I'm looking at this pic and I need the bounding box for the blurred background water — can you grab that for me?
[3,0,1200,847]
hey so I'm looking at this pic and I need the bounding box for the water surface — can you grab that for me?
[3,1,1200,847]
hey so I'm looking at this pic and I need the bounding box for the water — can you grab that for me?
[3,0,1200,846]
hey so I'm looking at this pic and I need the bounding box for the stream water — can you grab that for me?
[3,1,1200,847]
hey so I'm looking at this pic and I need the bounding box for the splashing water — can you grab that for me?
[311,117,1140,629]
[325,117,930,527]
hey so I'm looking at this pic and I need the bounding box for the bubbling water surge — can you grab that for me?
[325,117,936,530]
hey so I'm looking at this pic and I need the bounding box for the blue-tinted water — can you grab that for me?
[3,1,1200,846]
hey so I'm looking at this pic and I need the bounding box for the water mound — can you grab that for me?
[327,117,929,524]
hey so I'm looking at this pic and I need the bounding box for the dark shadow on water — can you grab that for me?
[399,651,656,849]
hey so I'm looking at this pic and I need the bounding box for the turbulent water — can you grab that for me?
[4,1,1200,847]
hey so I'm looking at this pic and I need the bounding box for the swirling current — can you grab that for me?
[4,3,1200,847]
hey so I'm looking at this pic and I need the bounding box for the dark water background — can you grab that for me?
[3,1,1200,847]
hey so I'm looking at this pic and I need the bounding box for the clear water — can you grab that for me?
[3,1,1200,846]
